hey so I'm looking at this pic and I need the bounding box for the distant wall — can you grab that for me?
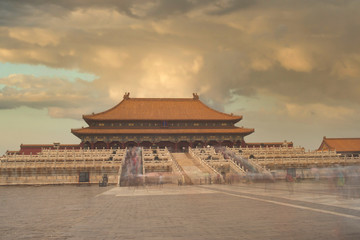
[245,142,294,148]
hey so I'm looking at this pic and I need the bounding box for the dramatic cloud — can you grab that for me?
[1,0,360,150]
[0,74,110,118]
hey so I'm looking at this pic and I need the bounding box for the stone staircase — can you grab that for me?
[171,153,213,185]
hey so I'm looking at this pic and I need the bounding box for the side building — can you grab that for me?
[318,137,360,157]
[71,93,254,151]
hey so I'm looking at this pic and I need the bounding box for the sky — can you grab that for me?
[0,0,360,154]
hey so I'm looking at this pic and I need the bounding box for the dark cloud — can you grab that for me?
[0,0,256,26]
[133,0,209,19]
[207,0,257,15]
[1,0,359,103]
[194,51,254,104]
[0,0,116,26]
[249,67,360,106]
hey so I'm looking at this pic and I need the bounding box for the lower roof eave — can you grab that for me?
[71,128,254,136]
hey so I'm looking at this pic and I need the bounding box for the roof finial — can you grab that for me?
[192,93,199,100]
[124,92,130,100]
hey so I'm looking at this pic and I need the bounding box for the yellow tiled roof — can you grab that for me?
[83,97,242,121]
[320,137,360,152]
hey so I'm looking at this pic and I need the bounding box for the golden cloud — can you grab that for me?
[8,28,61,47]
[277,47,313,72]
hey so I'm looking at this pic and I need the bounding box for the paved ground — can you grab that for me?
[0,181,360,239]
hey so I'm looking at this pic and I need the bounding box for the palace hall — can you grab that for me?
[71,93,254,151]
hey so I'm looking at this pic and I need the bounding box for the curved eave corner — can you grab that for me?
[71,128,82,138]
[82,98,127,123]
[231,116,243,123]
[242,128,255,136]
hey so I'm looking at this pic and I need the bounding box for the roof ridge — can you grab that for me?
[129,98,194,101]
[83,97,196,118]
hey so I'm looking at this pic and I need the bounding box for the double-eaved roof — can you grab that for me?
[318,137,360,153]
[72,94,254,137]
[83,96,242,122]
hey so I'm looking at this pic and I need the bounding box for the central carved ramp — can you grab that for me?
[171,153,212,185]
[119,147,143,186]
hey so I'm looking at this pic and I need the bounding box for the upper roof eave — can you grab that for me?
[82,96,242,122]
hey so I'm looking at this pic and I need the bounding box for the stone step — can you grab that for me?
[171,153,212,185]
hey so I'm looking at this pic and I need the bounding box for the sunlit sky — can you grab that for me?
[1,0,360,155]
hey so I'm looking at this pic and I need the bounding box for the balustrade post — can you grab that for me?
[5,154,8,169]
[25,153,28,168]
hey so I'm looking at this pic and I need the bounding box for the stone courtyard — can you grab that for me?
[1,182,360,240]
